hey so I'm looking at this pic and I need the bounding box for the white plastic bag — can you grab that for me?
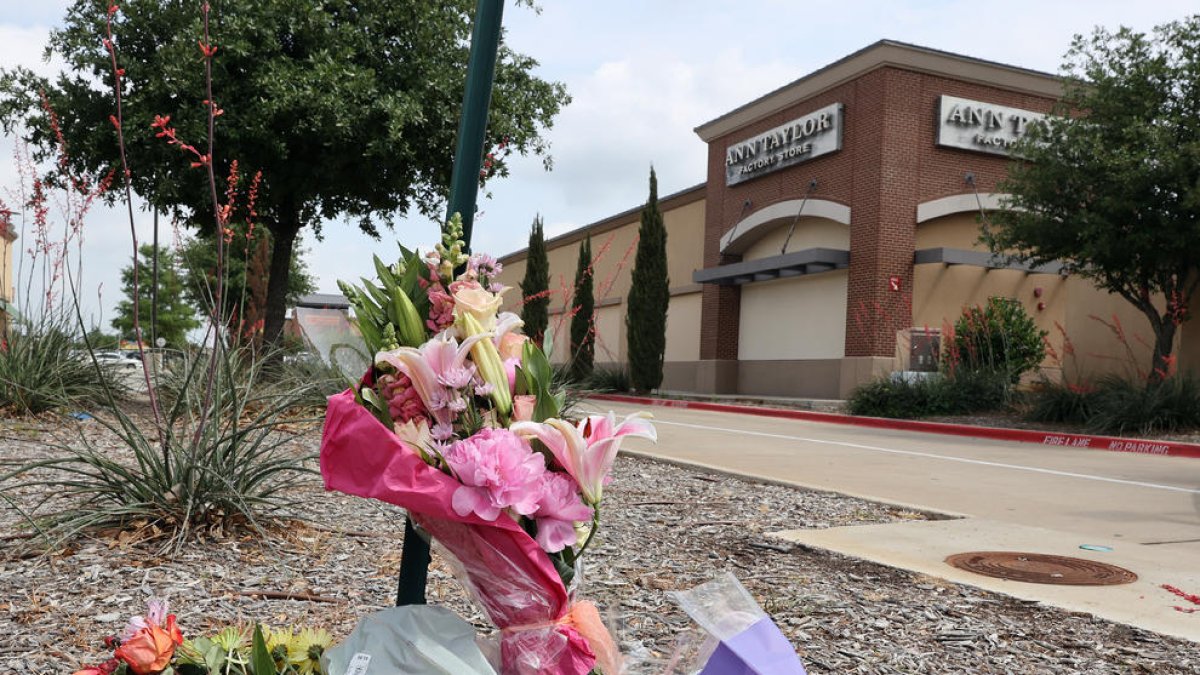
[322,605,498,675]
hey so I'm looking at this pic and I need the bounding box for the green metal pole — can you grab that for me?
[396,0,505,608]
[446,0,505,251]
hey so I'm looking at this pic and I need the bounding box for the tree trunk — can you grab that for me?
[1148,319,1178,385]
[262,216,299,348]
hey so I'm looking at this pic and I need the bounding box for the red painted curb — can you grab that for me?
[591,393,1200,460]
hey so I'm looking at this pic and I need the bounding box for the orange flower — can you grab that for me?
[114,615,182,674]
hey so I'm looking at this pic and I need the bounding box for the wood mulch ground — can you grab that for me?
[1,413,1198,674]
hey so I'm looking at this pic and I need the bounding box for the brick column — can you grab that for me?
[697,141,741,392]
[844,68,921,358]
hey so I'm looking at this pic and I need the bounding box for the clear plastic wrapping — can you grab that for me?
[667,573,807,675]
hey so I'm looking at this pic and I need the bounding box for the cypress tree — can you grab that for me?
[520,215,550,347]
[626,167,669,393]
[569,234,595,381]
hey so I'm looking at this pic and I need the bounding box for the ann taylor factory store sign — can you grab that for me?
[936,95,1045,156]
[725,102,843,186]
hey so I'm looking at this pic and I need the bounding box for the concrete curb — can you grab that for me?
[593,393,1200,460]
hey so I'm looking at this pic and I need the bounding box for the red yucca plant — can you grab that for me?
[0,2,319,553]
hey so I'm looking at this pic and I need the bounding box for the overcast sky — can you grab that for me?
[1,1,1196,331]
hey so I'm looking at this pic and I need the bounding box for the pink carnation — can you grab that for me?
[444,428,546,521]
[380,372,426,423]
[533,472,593,552]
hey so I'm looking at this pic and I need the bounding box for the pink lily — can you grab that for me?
[376,332,487,426]
[512,411,656,505]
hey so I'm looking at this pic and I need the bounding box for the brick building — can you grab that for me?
[496,40,1191,398]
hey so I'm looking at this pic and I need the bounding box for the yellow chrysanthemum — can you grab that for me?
[212,626,247,653]
[287,627,333,675]
[264,625,293,653]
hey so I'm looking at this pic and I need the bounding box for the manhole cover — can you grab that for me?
[945,551,1137,586]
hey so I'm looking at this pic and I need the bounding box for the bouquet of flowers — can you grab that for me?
[72,599,333,675]
[320,215,655,674]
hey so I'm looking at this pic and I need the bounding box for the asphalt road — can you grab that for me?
[590,400,1200,557]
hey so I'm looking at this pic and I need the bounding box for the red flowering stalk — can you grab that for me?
[191,1,229,443]
[103,2,165,433]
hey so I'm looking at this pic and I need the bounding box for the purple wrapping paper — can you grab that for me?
[698,617,807,675]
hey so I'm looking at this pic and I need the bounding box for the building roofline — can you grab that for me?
[498,182,706,264]
[695,40,1062,142]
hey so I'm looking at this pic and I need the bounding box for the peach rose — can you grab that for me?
[453,286,504,332]
[499,332,528,361]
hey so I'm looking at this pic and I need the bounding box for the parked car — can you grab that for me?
[83,350,141,372]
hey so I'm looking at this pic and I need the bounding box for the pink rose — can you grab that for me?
[513,395,536,422]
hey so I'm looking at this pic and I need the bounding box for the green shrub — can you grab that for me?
[847,371,1009,419]
[946,297,1047,383]
[0,315,121,414]
[1026,382,1096,424]
[586,365,631,393]
[1084,374,1200,435]
[1027,375,1200,435]
[275,348,356,408]
[846,376,940,418]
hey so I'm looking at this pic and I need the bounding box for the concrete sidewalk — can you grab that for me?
[773,519,1200,643]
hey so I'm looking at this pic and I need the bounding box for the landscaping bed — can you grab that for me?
[2,417,1198,673]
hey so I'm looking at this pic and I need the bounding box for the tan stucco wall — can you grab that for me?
[500,256,527,314]
[914,212,987,250]
[544,310,571,364]
[593,304,624,364]
[739,269,848,360]
[1180,289,1200,377]
[1062,278,1161,383]
[664,199,707,290]
[665,292,702,362]
[494,195,707,367]
[740,217,849,262]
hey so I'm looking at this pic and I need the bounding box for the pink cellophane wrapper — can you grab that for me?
[320,388,599,675]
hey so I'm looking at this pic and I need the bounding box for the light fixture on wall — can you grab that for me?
[1033,287,1043,298]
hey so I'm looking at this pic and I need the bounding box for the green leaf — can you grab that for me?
[373,254,397,287]
[251,624,276,675]
[362,279,390,308]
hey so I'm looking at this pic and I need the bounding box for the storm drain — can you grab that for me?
[945,551,1138,586]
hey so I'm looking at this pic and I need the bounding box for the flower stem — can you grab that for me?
[574,505,601,558]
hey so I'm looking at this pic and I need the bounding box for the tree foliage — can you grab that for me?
[177,225,316,344]
[112,244,199,348]
[569,234,594,381]
[626,167,669,393]
[0,0,569,346]
[520,215,549,347]
[988,16,1200,383]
